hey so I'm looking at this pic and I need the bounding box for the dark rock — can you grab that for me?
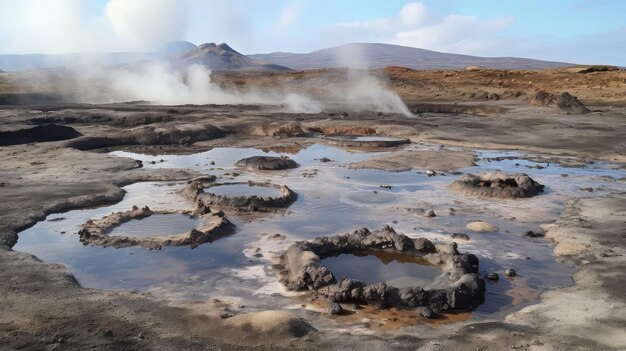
[505,268,517,277]
[451,233,470,241]
[531,90,590,114]
[523,230,544,238]
[417,306,433,318]
[328,302,343,315]
[485,272,499,281]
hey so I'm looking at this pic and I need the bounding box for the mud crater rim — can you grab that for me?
[278,226,485,312]
[184,180,298,211]
[78,205,231,249]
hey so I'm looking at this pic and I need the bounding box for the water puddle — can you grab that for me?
[107,213,201,238]
[326,135,407,142]
[321,250,440,288]
[342,190,400,205]
[206,183,284,198]
[14,142,626,334]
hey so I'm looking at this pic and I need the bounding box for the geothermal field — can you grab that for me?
[1,2,626,351]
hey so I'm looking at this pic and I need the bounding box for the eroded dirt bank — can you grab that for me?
[0,99,625,350]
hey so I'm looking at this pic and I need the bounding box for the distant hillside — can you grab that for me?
[158,40,197,56]
[171,43,290,72]
[0,42,291,72]
[250,43,574,70]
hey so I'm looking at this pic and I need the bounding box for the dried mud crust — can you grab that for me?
[277,226,485,312]
[450,172,545,198]
[320,135,411,148]
[183,180,297,211]
[235,156,299,171]
[78,205,231,249]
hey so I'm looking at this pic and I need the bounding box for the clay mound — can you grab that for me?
[0,124,82,146]
[577,65,620,74]
[450,172,544,198]
[64,122,224,150]
[248,121,305,137]
[531,91,590,114]
[183,181,297,211]
[277,226,485,312]
[235,156,299,171]
[225,311,313,338]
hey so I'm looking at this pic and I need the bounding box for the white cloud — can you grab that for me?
[105,0,190,50]
[394,15,513,53]
[275,1,301,31]
[330,2,513,55]
[0,0,110,54]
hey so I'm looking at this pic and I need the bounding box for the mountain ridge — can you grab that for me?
[249,43,574,70]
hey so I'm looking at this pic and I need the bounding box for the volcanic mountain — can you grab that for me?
[171,43,290,72]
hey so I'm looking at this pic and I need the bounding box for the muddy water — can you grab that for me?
[206,183,284,198]
[321,250,440,288]
[14,143,626,334]
[108,213,201,238]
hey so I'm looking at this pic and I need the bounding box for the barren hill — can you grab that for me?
[172,43,291,72]
[249,43,574,70]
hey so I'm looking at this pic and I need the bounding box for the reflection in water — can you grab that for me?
[321,250,440,288]
[14,143,626,333]
[326,135,407,142]
[206,183,284,198]
[107,214,201,238]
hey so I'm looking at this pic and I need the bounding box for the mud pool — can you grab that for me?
[107,213,202,238]
[321,250,440,288]
[205,183,284,198]
[14,142,626,333]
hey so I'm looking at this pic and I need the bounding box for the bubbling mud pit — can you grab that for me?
[13,142,626,334]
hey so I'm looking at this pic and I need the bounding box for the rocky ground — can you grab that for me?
[0,68,625,350]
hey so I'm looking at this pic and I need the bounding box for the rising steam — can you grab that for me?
[66,61,412,116]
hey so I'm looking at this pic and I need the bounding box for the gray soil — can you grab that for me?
[1,100,625,350]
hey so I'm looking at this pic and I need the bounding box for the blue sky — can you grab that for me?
[1,0,625,65]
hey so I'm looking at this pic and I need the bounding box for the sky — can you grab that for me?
[0,0,624,65]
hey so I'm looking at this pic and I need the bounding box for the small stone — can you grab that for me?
[505,268,517,277]
[523,230,544,238]
[103,329,113,337]
[380,184,392,189]
[450,233,470,241]
[485,272,499,281]
[424,210,436,218]
[581,187,593,192]
[328,302,344,315]
[448,208,456,215]
[417,306,433,319]
[426,170,436,177]
[220,312,233,319]
[137,333,145,340]
[319,157,332,162]
[351,303,363,310]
